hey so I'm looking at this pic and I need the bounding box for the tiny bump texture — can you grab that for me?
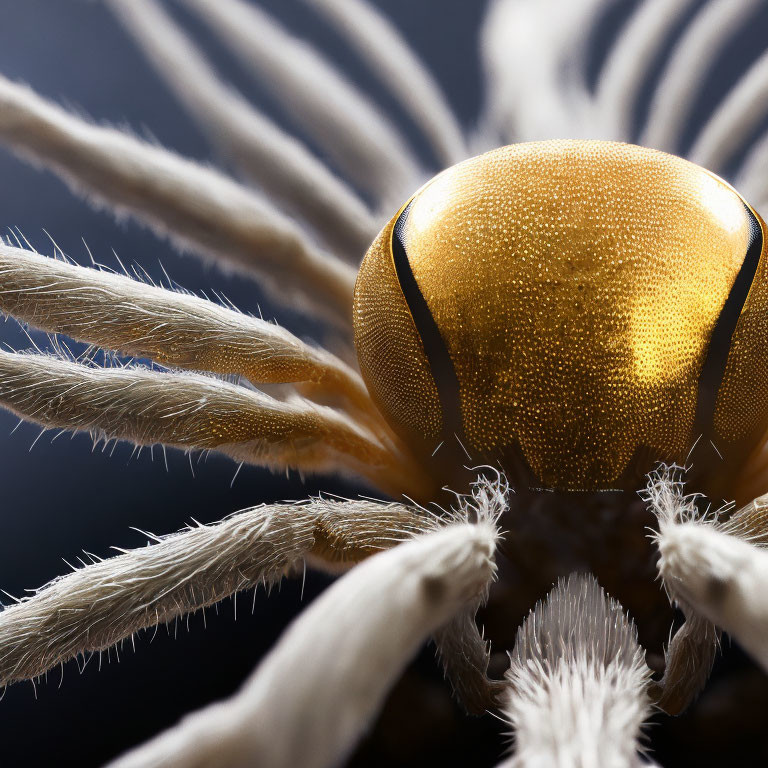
[715,209,768,444]
[355,141,768,490]
[353,223,442,447]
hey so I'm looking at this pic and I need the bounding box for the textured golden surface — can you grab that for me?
[353,225,442,448]
[355,140,768,490]
[716,225,768,445]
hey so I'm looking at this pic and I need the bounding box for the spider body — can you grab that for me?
[355,140,768,497]
[2,2,768,766]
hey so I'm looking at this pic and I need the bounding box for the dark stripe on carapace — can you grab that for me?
[694,202,763,439]
[391,201,464,445]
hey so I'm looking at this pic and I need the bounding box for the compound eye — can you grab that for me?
[712,202,768,472]
[353,202,444,456]
[355,141,768,496]
[390,202,462,443]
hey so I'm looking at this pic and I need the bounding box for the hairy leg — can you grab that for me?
[181,0,421,208]
[646,466,768,712]
[0,75,354,324]
[0,496,431,687]
[0,349,422,494]
[104,515,499,768]
[497,574,652,768]
[108,0,378,260]
[0,243,377,423]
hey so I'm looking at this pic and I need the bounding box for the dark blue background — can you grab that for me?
[0,1,766,765]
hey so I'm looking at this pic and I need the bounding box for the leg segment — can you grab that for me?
[0,243,375,422]
[0,349,420,494]
[0,496,432,688]
[102,517,498,768]
[497,574,652,768]
[108,0,377,260]
[0,75,355,324]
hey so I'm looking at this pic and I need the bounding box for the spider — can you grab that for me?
[1,1,768,766]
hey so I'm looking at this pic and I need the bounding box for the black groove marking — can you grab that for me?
[695,203,763,437]
[391,202,463,443]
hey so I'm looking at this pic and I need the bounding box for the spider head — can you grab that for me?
[354,140,768,499]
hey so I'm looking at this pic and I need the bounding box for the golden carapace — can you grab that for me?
[354,140,768,493]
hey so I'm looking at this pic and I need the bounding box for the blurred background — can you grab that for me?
[0,1,766,765]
